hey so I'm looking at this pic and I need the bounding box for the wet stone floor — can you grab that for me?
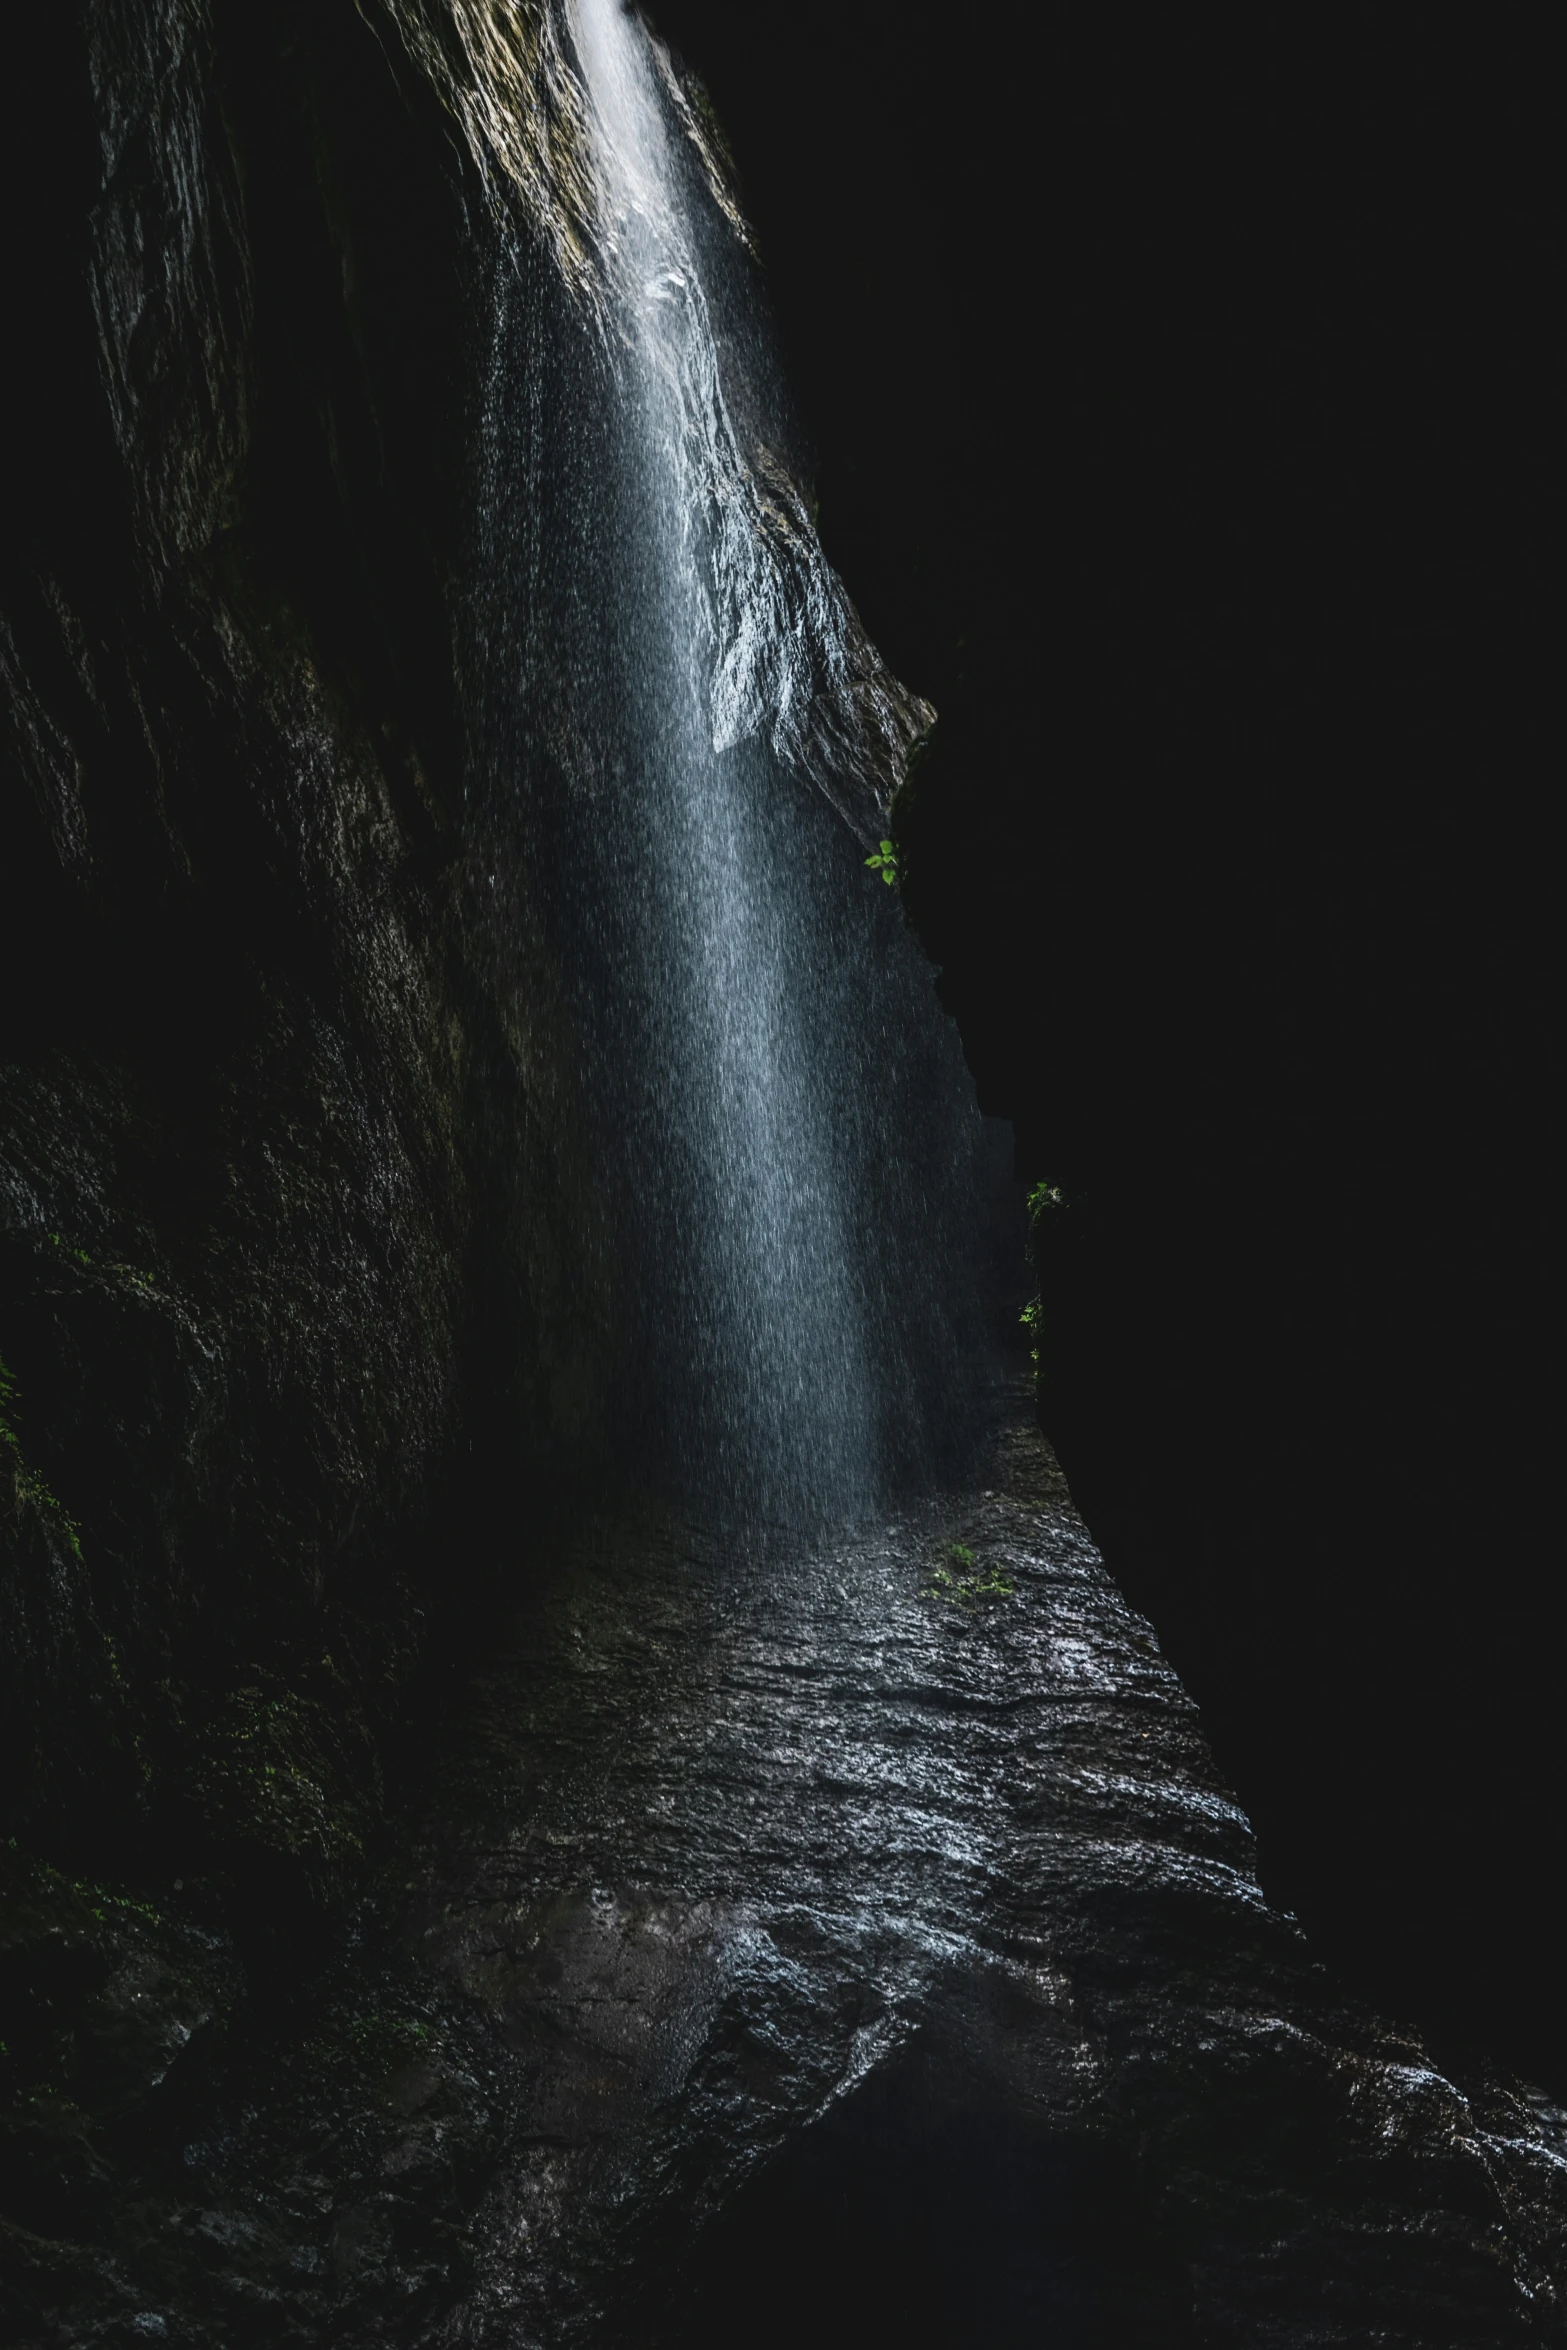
[309,1386,1567,2348]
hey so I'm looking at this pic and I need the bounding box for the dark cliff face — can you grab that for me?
[0,1,569,1887]
[0,4,591,2313]
[654,3,1564,2084]
[0,10,957,2331]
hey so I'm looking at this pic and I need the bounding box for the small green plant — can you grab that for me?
[1017,1182,1068,1379]
[0,1352,82,1558]
[922,1541,1016,1611]
[864,838,900,887]
[72,1879,167,1934]
[192,1683,367,1865]
[46,1232,159,1294]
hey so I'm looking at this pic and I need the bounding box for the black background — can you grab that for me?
[651,1,1564,2079]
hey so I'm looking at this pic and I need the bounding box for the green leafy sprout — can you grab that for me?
[1017,1182,1067,1371]
[922,1541,1016,1610]
[864,838,900,887]
[46,1231,157,1293]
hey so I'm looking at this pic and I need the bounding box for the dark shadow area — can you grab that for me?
[652,0,1565,2091]
[655,2052,1194,2350]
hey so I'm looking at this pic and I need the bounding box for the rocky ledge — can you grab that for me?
[12,1383,1562,2347]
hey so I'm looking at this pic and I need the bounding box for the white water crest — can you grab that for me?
[448,0,995,1529]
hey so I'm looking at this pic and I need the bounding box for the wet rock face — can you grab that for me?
[0,1844,236,2247]
[1,0,948,1858]
[9,1396,1561,2346]
[0,5,541,2322]
[1,0,489,1857]
[0,4,955,2334]
[384,1400,1567,2347]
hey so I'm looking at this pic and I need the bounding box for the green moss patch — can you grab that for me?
[0,1350,82,1561]
[921,1542,1017,1611]
[189,1681,372,1869]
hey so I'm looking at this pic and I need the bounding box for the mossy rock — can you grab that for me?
[0,1847,233,2101]
[186,1680,375,1877]
[0,1843,236,2251]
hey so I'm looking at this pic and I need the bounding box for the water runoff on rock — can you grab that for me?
[460,0,999,1534]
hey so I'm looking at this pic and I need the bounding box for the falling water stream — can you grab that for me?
[569,0,876,1520]
[465,0,995,1530]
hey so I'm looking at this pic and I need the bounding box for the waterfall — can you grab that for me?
[463,0,993,1532]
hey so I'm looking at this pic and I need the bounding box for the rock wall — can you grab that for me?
[0,5,605,2315]
[0,12,945,2327]
[3,0,523,1889]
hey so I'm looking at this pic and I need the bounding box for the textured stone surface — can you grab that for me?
[370,1390,1567,2344]
[1,0,485,1864]
[11,1387,1567,2344]
[1,10,529,2324]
